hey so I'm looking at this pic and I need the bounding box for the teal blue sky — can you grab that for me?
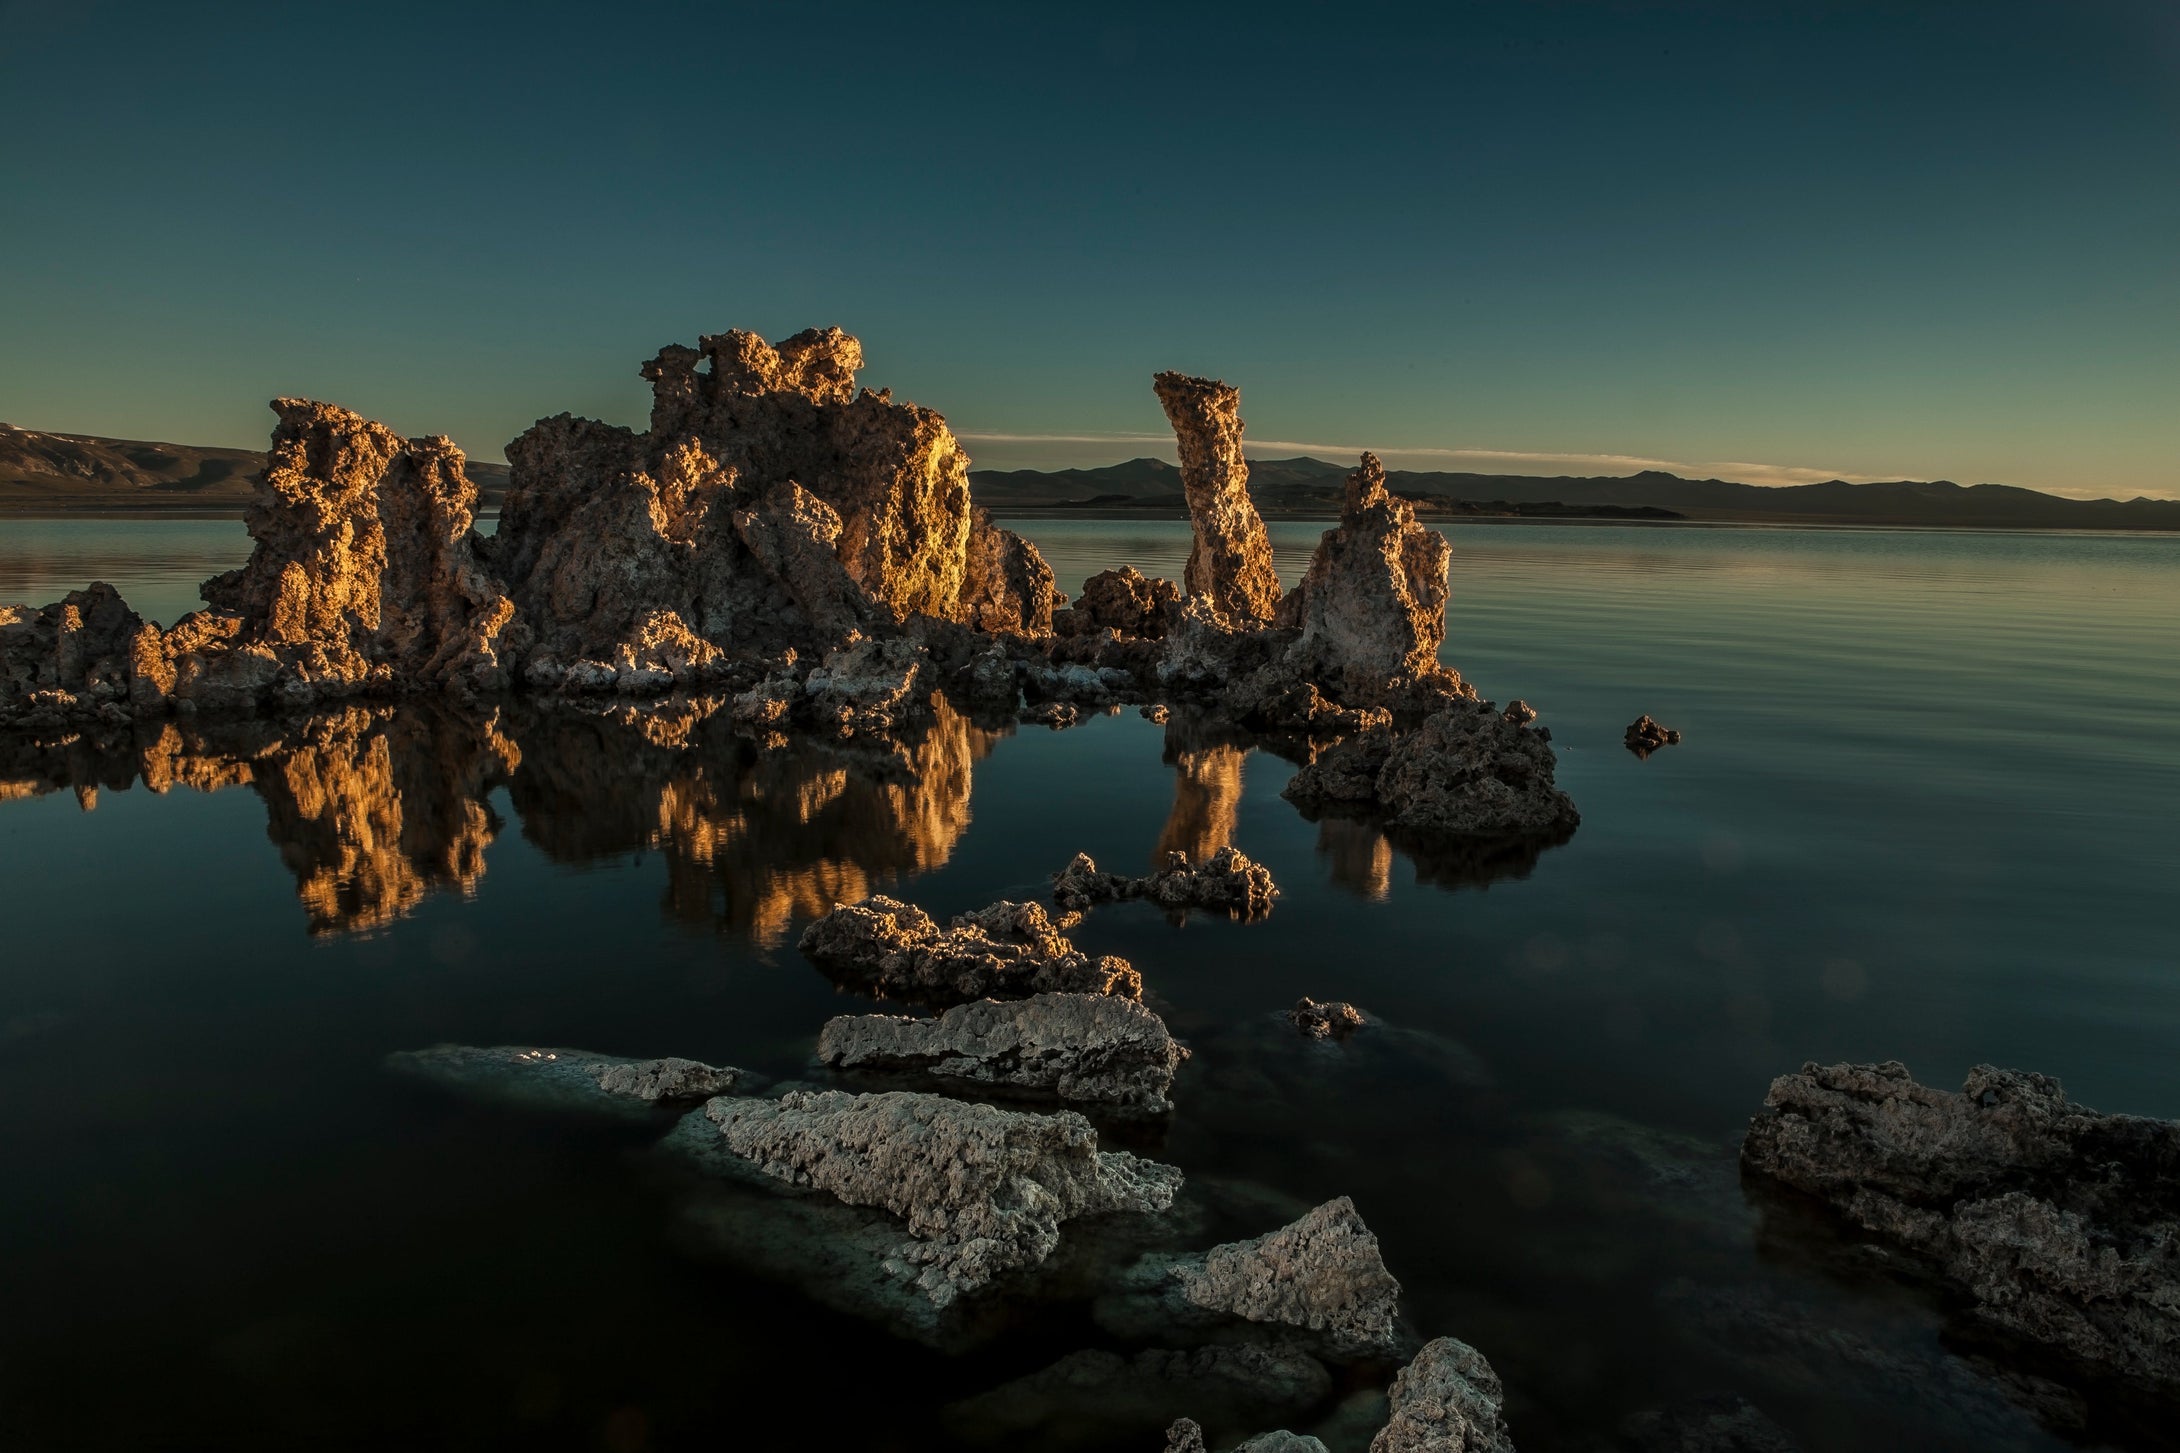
[3,1,2175,496]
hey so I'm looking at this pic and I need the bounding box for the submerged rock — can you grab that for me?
[1625,715,1682,756]
[816,992,1189,1111]
[800,895,1142,1007]
[386,1043,745,1117]
[686,1088,1182,1307]
[1107,1197,1407,1360]
[948,1341,1331,1450]
[1620,1394,1800,1453]
[1369,1337,1515,1453]
[1287,999,1365,1041]
[1740,1059,2180,1393]
[1052,845,1281,920]
[1154,372,1283,627]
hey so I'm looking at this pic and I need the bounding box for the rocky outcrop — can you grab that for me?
[1057,566,1181,641]
[800,895,1142,1007]
[960,506,1063,637]
[1369,1337,1515,1453]
[1284,699,1578,839]
[1740,1060,2180,1393]
[0,583,165,727]
[191,399,517,705]
[1052,845,1280,919]
[816,992,1188,1111]
[1287,999,1365,1040]
[1107,1198,1406,1360]
[387,1043,745,1117]
[690,1088,1181,1306]
[1278,454,1458,708]
[1625,714,1682,756]
[1153,372,1282,626]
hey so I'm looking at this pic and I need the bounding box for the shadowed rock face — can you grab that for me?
[816,992,1188,1111]
[1742,1060,2180,1394]
[1284,698,1578,839]
[1153,372,1282,626]
[691,1088,1182,1307]
[0,583,165,727]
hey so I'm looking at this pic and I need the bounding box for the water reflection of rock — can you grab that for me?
[506,695,999,947]
[1156,738,1247,868]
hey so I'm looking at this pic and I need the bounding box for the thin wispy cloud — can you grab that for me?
[955,431,1885,489]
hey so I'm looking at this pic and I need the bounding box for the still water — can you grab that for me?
[1,517,2176,1451]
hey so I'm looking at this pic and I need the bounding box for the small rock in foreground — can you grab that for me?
[386,1043,744,1117]
[800,895,1141,1007]
[1369,1336,1515,1453]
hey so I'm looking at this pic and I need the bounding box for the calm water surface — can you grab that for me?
[1,517,2176,1451]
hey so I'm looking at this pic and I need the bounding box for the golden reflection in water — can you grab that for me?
[1154,743,1246,868]
[1315,816,1394,901]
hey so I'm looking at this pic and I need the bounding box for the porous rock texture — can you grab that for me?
[1741,1060,2180,1392]
[1052,845,1281,920]
[0,583,167,727]
[1057,566,1181,641]
[1111,1197,1406,1360]
[815,992,1188,1111]
[800,894,1143,1007]
[1153,373,1283,627]
[694,1088,1182,1306]
[1277,454,1458,709]
[386,1043,744,1117]
[1369,1337,1516,1453]
[1284,698,1578,838]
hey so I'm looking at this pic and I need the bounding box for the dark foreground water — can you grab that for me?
[1,518,2176,1452]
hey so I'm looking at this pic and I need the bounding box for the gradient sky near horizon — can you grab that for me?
[3,1,2175,498]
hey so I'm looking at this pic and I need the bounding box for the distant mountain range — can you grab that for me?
[5,423,2173,530]
[0,424,510,508]
[972,456,2180,530]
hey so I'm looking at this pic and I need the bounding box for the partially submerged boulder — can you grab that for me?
[386,1043,745,1117]
[800,895,1142,1007]
[1107,1197,1407,1360]
[1052,845,1281,920]
[1284,699,1578,839]
[1625,714,1682,756]
[1741,1060,2180,1393]
[1369,1337,1516,1453]
[1287,999,1365,1040]
[816,992,1189,1111]
[686,1088,1182,1307]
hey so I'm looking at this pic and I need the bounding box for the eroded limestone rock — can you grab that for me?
[1052,845,1281,920]
[816,992,1188,1111]
[1154,372,1282,626]
[1278,454,1457,708]
[1369,1337,1515,1453]
[0,584,162,727]
[690,1088,1182,1306]
[1117,1197,1406,1360]
[1741,1060,2180,1392]
[387,1043,745,1117]
[1056,566,1181,641]
[800,895,1142,1007]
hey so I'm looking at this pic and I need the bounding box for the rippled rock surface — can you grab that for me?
[1742,1060,2180,1393]
[817,992,1187,1111]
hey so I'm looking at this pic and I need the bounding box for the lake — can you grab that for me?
[2,516,2176,1451]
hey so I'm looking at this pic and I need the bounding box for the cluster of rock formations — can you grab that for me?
[3,326,1583,853]
[1288,999,1366,1040]
[799,895,1141,1006]
[1742,1059,2179,1396]
[1052,845,1281,920]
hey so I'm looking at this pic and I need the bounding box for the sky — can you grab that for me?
[2,1,2175,498]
